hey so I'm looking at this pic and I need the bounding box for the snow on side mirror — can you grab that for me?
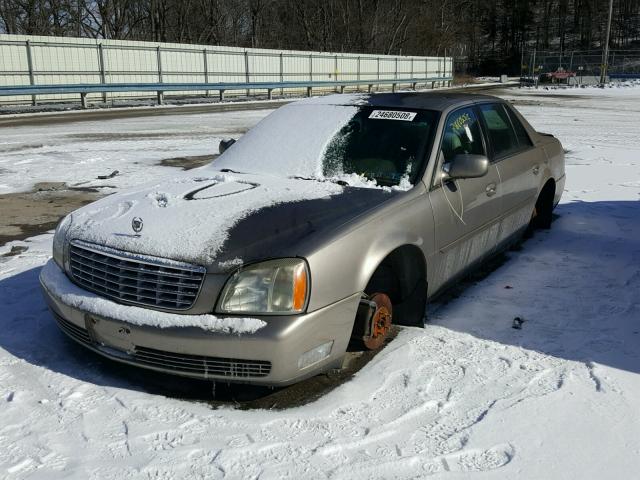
[219,138,236,155]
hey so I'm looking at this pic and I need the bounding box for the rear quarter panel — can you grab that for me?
[511,104,566,201]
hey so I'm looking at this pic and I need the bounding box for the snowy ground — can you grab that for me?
[1,85,639,479]
[0,107,273,194]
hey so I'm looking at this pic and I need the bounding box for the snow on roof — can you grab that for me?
[40,260,266,334]
[290,93,371,106]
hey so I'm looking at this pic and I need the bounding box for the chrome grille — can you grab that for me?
[69,241,205,310]
[133,346,272,378]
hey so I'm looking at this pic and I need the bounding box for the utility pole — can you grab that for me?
[600,0,614,84]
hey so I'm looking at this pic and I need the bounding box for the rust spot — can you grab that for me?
[362,293,393,350]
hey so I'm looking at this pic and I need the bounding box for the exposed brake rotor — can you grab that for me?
[361,293,393,350]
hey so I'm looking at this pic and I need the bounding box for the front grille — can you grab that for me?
[69,241,205,310]
[133,346,272,378]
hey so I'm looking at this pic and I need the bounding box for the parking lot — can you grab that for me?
[1,85,639,478]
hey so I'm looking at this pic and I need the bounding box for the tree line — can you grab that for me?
[1,0,639,74]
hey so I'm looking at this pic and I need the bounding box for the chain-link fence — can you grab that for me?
[521,49,640,85]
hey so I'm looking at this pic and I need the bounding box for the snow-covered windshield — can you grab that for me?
[215,103,439,188]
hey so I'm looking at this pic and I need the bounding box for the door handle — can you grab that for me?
[532,165,540,175]
[485,183,497,197]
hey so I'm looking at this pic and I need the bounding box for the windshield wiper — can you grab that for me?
[290,175,350,187]
[290,175,315,181]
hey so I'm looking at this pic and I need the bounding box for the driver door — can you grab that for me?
[428,106,503,292]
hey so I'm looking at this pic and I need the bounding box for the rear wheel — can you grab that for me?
[528,181,555,234]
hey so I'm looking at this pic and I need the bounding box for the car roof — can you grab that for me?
[293,92,502,112]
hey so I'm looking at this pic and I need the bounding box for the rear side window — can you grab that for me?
[479,103,520,159]
[441,107,485,163]
[505,105,533,148]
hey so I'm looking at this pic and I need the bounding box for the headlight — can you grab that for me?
[217,258,309,314]
[52,214,72,269]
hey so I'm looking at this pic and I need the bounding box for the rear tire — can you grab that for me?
[527,181,555,234]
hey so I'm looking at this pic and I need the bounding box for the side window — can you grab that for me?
[479,103,520,159]
[505,105,533,148]
[441,107,485,163]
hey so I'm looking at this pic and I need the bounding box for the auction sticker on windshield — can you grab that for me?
[369,110,417,121]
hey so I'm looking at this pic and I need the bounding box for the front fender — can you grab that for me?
[305,187,433,312]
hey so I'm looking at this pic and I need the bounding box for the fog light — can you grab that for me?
[298,341,334,370]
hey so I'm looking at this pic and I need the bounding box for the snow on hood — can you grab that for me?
[215,103,359,179]
[40,260,266,334]
[67,170,344,265]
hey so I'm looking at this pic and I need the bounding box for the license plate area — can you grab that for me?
[85,315,135,354]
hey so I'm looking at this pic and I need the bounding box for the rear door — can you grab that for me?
[428,105,503,292]
[478,102,540,242]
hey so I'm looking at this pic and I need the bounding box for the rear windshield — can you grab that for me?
[322,107,439,187]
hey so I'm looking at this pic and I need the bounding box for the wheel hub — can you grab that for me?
[362,293,393,350]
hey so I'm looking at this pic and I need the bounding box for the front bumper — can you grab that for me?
[40,261,360,386]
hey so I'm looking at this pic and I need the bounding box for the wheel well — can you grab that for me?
[364,245,427,327]
[534,179,556,229]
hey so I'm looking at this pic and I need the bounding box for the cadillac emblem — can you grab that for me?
[131,217,143,233]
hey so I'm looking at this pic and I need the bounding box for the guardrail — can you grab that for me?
[0,76,454,108]
[0,35,453,107]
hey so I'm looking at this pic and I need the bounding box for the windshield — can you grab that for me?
[215,103,439,188]
[322,107,439,186]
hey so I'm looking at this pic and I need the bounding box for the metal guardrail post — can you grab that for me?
[308,54,313,97]
[445,49,451,87]
[394,57,398,92]
[410,57,414,87]
[98,43,107,103]
[442,56,446,87]
[25,40,36,106]
[156,46,163,82]
[245,51,250,97]
[203,49,209,97]
[424,57,428,84]
[279,52,284,96]
[156,45,163,104]
[334,54,339,92]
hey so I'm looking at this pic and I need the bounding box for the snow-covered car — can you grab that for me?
[40,93,565,386]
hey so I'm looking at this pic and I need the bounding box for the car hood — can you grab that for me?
[67,170,399,269]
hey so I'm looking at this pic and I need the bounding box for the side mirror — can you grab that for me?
[219,138,236,154]
[443,154,489,180]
